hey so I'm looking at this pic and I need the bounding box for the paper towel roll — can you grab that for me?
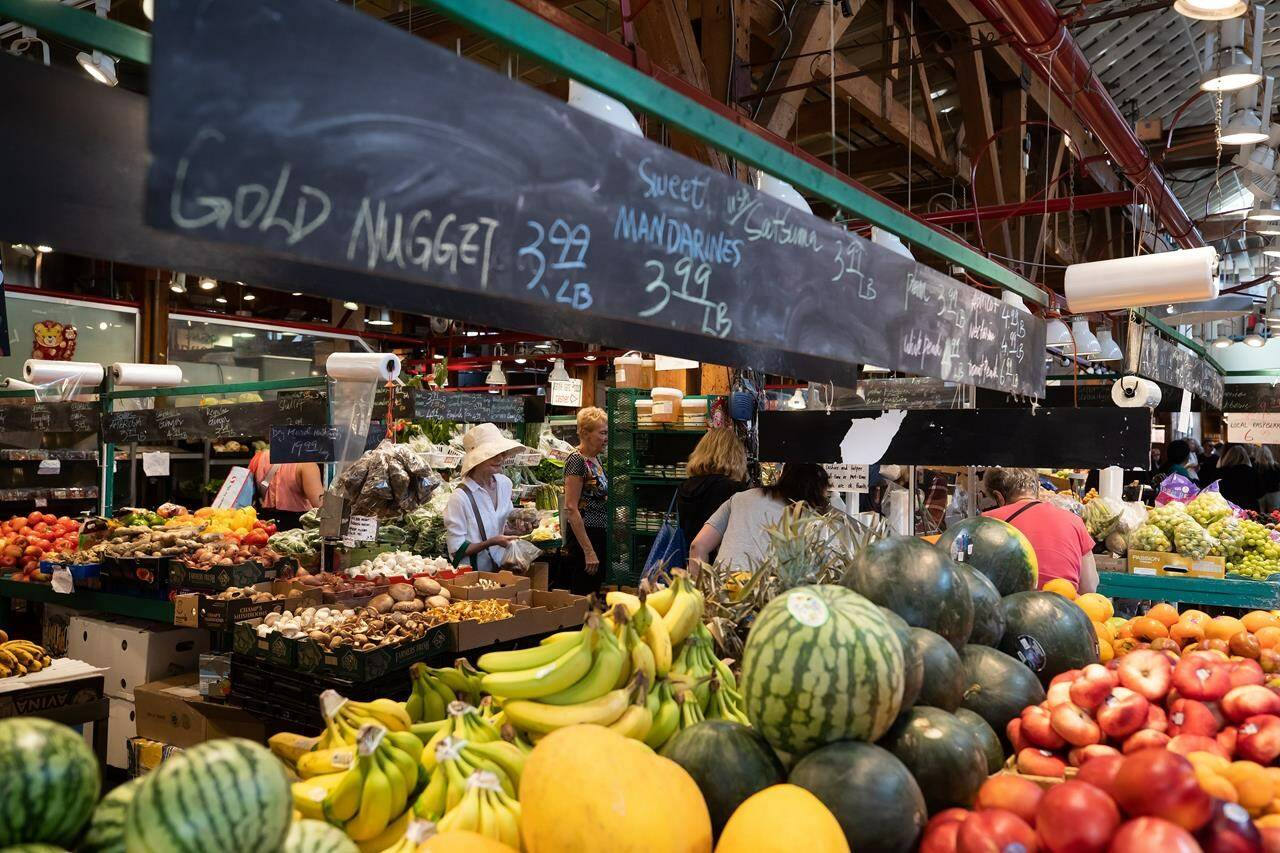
[1112,376,1162,408]
[0,378,35,390]
[1065,247,1218,313]
[110,363,184,388]
[23,359,105,386]
[1099,466,1124,502]
[326,352,401,382]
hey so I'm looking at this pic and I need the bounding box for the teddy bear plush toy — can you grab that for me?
[31,320,74,360]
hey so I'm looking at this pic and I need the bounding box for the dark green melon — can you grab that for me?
[999,591,1100,687]
[958,564,1005,646]
[936,516,1038,596]
[0,717,100,848]
[843,536,974,650]
[879,707,988,815]
[880,607,922,709]
[789,741,927,853]
[958,644,1046,745]
[661,720,786,837]
[954,708,1004,775]
[910,628,965,712]
[78,778,142,853]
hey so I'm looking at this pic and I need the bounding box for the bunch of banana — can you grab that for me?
[0,639,51,677]
[418,703,504,775]
[435,770,522,851]
[368,817,435,853]
[478,618,602,699]
[414,734,526,822]
[406,663,455,724]
[644,680,680,749]
[705,674,751,725]
[604,591,673,677]
[668,631,714,712]
[674,685,705,730]
[268,731,321,766]
[657,570,705,647]
[503,673,649,739]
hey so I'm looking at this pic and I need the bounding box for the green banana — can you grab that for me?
[479,625,598,699]
[478,631,581,672]
[541,623,627,705]
[644,681,680,749]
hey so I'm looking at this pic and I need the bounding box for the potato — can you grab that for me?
[437,586,451,600]
[368,594,395,614]
[388,584,415,603]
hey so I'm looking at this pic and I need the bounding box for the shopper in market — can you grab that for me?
[1161,439,1198,483]
[247,448,324,530]
[688,462,831,574]
[444,423,525,571]
[981,466,1098,594]
[676,428,748,547]
[1213,445,1261,511]
[562,406,609,596]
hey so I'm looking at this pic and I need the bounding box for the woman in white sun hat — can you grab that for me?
[444,423,526,571]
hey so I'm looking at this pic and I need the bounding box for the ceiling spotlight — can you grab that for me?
[432,353,445,361]
[35,245,52,254]
[76,50,117,86]
[1219,81,1273,145]
[584,344,600,361]
[198,277,217,290]
[242,292,256,301]
[861,364,890,374]
[214,296,228,304]
[513,356,527,365]
[1176,0,1248,20]
[1249,199,1280,221]
[1245,331,1266,346]
[1200,11,1264,91]
[485,361,507,386]
[290,291,302,297]
[365,307,392,327]
[342,300,359,311]
[232,331,256,339]
[534,341,553,350]
[169,274,187,294]
[1213,335,1234,347]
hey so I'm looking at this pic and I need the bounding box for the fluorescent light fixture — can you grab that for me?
[365,307,392,326]
[232,331,256,339]
[1245,332,1266,346]
[242,292,256,301]
[1045,317,1073,349]
[548,359,571,382]
[939,105,956,114]
[1176,0,1248,20]
[861,364,890,374]
[35,245,52,253]
[485,361,507,385]
[198,277,217,290]
[342,300,359,311]
[929,88,947,99]
[534,341,553,349]
[76,50,117,86]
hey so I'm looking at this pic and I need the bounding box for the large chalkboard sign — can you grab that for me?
[855,378,968,410]
[0,402,99,436]
[412,392,524,424]
[1223,383,1280,414]
[1131,327,1224,410]
[144,0,1046,396]
[102,396,326,444]
[758,408,1151,468]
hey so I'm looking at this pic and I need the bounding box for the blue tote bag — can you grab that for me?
[642,493,688,582]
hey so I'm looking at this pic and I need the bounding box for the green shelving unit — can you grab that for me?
[0,577,174,627]
[1098,572,1280,611]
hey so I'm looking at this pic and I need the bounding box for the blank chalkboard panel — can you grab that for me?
[975,380,1203,413]
[1223,384,1280,414]
[758,408,1151,468]
[144,0,1046,396]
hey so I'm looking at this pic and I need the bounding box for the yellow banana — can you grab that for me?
[477,787,499,843]
[605,590,643,614]
[628,628,657,689]
[413,758,448,821]
[541,626,626,705]
[466,739,526,786]
[644,682,680,749]
[479,631,581,672]
[443,750,471,813]
[375,749,407,813]
[645,583,676,615]
[345,750,393,840]
[661,578,704,647]
[291,772,346,820]
[642,607,673,677]
[268,731,320,765]
[409,718,451,745]
[502,686,630,735]
[354,807,414,853]
[296,746,357,778]
[539,630,581,646]
[608,704,654,741]
[321,756,367,824]
[345,698,412,732]
[438,782,482,835]
[488,788,523,850]
[479,626,597,699]
[384,731,425,764]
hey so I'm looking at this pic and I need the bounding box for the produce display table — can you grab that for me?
[0,577,174,626]
[1098,572,1280,610]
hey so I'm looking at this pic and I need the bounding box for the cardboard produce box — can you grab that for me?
[127,736,184,777]
[107,697,136,769]
[173,580,323,630]
[134,672,266,749]
[445,570,531,601]
[1128,550,1226,579]
[67,615,209,700]
[528,589,591,633]
[169,559,284,592]
[231,619,301,668]
[0,674,103,719]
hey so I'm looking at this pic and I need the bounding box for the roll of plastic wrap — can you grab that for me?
[1111,376,1162,408]
[110,363,184,387]
[1065,247,1218,313]
[0,378,35,390]
[326,352,401,382]
[1099,466,1124,502]
[23,360,105,386]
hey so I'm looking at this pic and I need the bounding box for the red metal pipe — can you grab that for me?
[920,190,1136,225]
[967,0,1205,248]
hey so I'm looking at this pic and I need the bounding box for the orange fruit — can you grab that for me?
[1259,813,1280,829]
[1266,767,1280,790]
[1187,751,1231,774]
[1170,621,1206,647]
[1043,578,1077,600]
[1207,616,1247,642]
[1181,609,1211,626]
[1094,620,1115,642]
[1076,593,1113,622]
[1117,622,1136,640]
[1245,611,1280,633]
[1231,631,1262,660]
[1221,761,1274,814]
[1147,603,1180,627]
[1097,637,1114,663]
[1196,769,1239,803]
[1258,627,1280,650]
[1131,617,1170,641]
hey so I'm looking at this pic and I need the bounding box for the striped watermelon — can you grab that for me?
[282,819,360,853]
[0,846,68,852]
[78,778,142,853]
[0,717,100,847]
[125,738,290,853]
[741,584,904,755]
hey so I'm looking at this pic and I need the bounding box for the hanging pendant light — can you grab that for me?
[1219,80,1273,145]
[786,389,807,410]
[1068,319,1101,356]
[1200,12,1264,91]
[567,81,643,137]
[1090,328,1123,362]
[485,361,507,385]
[1045,318,1073,349]
[547,359,571,382]
[1001,289,1031,313]
[753,171,812,214]
[1176,0,1248,20]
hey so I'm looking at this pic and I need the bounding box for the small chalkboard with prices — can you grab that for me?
[270,424,338,463]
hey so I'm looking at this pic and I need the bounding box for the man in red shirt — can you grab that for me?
[980,467,1098,594]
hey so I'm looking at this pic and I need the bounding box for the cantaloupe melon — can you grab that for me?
[715,784,848,853]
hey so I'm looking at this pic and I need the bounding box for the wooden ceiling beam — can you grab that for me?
[953,28,1012,256]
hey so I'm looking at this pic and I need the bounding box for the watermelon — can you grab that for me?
[879,707,988,815]
[958,644,1046,743]
[0,717,100,847]
[282,819,359,853]
[741,584,905,755]
[936,516,1037,596]
[79,778,142,853]
[909,628,964,712]
[879,607,922,709]
[1,846,68,852]
[789,741,927,853]
[125,738,290,853]
[999,590,1100,687]
[954,708,1004,774]
[958,564,1005,646]
[660,720,785,837]
[842,536,974,650]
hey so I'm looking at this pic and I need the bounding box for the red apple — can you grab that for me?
[1075,753,1124,798]
[1047,678,1075,708]
[1122,729,1171,754]
[1097,687,1151,740]
[1069,744,1122,767]
[921,809,968,853]
[1017,748,1067,778]
[1230,659,1267,688]
[975,776,1043,825]
[1218,726,1239,757]
[1236,714,1280,764]
[1112,749,1213,832]
[1023,704,1068,750]
[1109,817,1203,853]
[1201,800,1263,853]
[1261,825,1280,853]
[1036,781,1121,853]
[1072,664,1121,712]
[1052,702,1103,747]
[1168,698,1224,737]
[1222,684,1280,723]
[1007,718,1029,754]
[1117,650,1174,701]
[1146,704,1169,733]
[956,808,1039,853]
[1052,669,1084,687]
[1168,733,1230,760]
[1174,652,1234,702]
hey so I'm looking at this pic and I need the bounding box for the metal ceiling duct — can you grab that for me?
[967,0,1206,249]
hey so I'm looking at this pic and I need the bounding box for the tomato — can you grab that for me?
[11,537,29,549]
[52,539,72,552]
[32,522,49,536]
[2,545,20,560]
[0,556,14,568]
[26,511,41,525]
[41,513,56,525]
[263,523,277,535]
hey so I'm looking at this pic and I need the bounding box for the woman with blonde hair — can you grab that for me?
[676,428,748,546]
[562,406,609,595]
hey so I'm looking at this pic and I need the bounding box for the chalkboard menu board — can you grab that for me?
[145,0,1046,397]
[412,392,524,424]
[975,380,1201,413]
[1223,383,1280,414]
[1136,329,1224,410]
[0,402,99,435]
[270,424,338,463]
[854,378,967,410]
[102,396,326,444]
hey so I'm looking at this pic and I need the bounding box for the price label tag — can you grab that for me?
[34,498,47,508]
[549,379,583,408]
[37,459,61,475]
[346,515,378,542]
[823,464,870,493]
[142,451,171,477]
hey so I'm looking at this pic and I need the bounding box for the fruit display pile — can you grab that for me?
[0,512,82,577]
[0,630,51,678]
[1124,495,1280,579]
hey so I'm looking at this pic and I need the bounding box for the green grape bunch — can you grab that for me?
[1173,518,1217,560]
[1187,491,1233,526]
[1131,522,1173,553]
[1148,502,1191,540]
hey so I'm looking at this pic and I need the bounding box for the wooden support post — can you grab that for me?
[755,0,862,139]
[953,31,1011,255]
[999,83,1028,267]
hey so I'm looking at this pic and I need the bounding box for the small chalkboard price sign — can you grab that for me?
[145,0,1047,397]
[1135,328,1224,410]
[0,402,100,435]
[270,424,339,463]
[410,391,525,424]
[1223,384,1280,414]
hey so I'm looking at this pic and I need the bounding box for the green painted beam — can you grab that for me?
[1225,370,1280,378]
[0,0,149,64]
[105,376,328,400]
[416,0,1049,308]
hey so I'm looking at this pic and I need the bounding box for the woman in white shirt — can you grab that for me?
[444,423,525,571]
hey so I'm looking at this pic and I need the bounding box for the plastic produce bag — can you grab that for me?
[502,539,542,572]
[1084,497,1125,540]
[1131,523,1173,553]
[1115,501,1148,534]
[1173,518,1217,560]
[1156,474,1199,506]
[1187,481,1236,525]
